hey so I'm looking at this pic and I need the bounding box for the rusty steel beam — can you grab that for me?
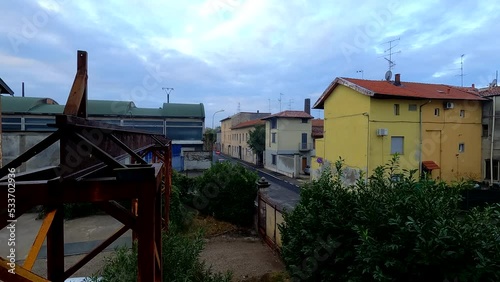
[0,257,50,282]
[70,131,127,169]
[46,205,64,282]
[95,201,137,229]
[63,50,88,117]
[63,225,129,280]
[23,209,57,270]
[107,133,148,164]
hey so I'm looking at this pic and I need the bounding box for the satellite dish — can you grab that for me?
[492,79,497,87]
[385,70,392,81]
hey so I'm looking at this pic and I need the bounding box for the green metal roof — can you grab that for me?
[162,103,204,118]
[1,96,60,113]
[1,96,205,119]
[87,100,135,116]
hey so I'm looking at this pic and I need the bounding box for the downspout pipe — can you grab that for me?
[363,112,370,182]
[491,96,496,186]
[419,100,432,177]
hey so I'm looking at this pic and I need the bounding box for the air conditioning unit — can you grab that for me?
[376,128,388,136]
[444,102,454,109]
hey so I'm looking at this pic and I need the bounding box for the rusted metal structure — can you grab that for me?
[0,51,172,282]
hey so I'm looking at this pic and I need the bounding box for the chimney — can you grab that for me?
[22,82,25,97]
[394,74,401,86]
[304,98,311,114]
[257,110,259,113]
[447,87,451,94]
[471,83,475,89]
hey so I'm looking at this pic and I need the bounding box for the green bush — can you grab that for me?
[87,231,232,282]
[193,162,258,226]
[280,156,500,282]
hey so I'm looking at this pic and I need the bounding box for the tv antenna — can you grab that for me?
[237,102,241,113]
[162,87,174,103]
[288,99,294,110]
[383,38,401,71]
[460,54,465,87]
[268,98,271,113]
[385,70,392,81]
[356,70,364,79]
[278,93,284,112]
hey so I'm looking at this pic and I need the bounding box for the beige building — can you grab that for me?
[220,111,270,157]
[262,110,313,177]
[229,119,265,164]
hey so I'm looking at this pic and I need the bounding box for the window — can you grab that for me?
[460,110,465,118]
[272,154,277,165]
[485,159,500,180]
[408,104,417,111]
[458,143,465,153]
[271,133,276,143]
[394,104,400,115]
[301,118,308,123]
[483,124,489,137]
[391,136,404,154]
[434,108,440,116]
[270,118,277,129]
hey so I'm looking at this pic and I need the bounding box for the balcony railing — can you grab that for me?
[299,142,312,151]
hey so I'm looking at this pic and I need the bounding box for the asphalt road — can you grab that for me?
[213,153,300,194]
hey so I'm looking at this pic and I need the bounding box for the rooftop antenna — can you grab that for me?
[268,98,271,113]
[460,54,465,87]
[288,99,294,110]
[385,70,392,81]
[237,102,241,113]
[162,87,174,103]
[356,70,364,79]
[383,38,401,71]
[278,93,284,112]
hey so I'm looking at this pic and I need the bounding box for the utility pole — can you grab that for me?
[383,38,401,71]
[162,87,174,103]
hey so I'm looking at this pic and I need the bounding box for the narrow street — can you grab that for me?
[213,153,302,195]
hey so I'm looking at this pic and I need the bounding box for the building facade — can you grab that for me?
[1,96,205,171]
[312,76,484,183]
[262,110,313,178]
[480,86,500,184]
[220,111,270,157]
[229,119,265,164]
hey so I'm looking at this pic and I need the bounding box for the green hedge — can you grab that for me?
[280,156,500,282]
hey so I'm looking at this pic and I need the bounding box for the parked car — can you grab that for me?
[304,165,310,175]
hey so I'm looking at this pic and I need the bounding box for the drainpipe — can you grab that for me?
[363,112,370,181]
[419,100,432,177]
[491,96,496,186]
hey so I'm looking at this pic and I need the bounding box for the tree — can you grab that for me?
[280,156,500,281]
[247,124,265,166]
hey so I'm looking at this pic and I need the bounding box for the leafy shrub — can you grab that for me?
[87,231,232,282]
[280,156,500,282]
[193,162,258,226]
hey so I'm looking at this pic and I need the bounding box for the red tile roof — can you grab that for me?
[261,110,313,120]
[479,86,500,97]
[312,119,324,127]
[313,77,486,109]
[231,119,265,129]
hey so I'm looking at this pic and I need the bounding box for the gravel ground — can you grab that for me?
[200,231,285,281]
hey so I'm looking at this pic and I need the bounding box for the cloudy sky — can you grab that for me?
[1,0,500,127]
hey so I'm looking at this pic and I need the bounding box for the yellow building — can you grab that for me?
[230,119,265,164]
[312,75,485,182]
[220,111,270,158]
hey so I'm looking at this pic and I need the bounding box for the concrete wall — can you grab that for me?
[183,151,211,170]
[2,132,59,172]
[264,202,284,248]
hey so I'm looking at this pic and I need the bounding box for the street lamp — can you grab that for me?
[212,109,224,129]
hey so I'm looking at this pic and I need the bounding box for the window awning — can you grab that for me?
[422,161,440,170]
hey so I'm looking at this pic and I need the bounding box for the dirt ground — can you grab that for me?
[200,230,286,281]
